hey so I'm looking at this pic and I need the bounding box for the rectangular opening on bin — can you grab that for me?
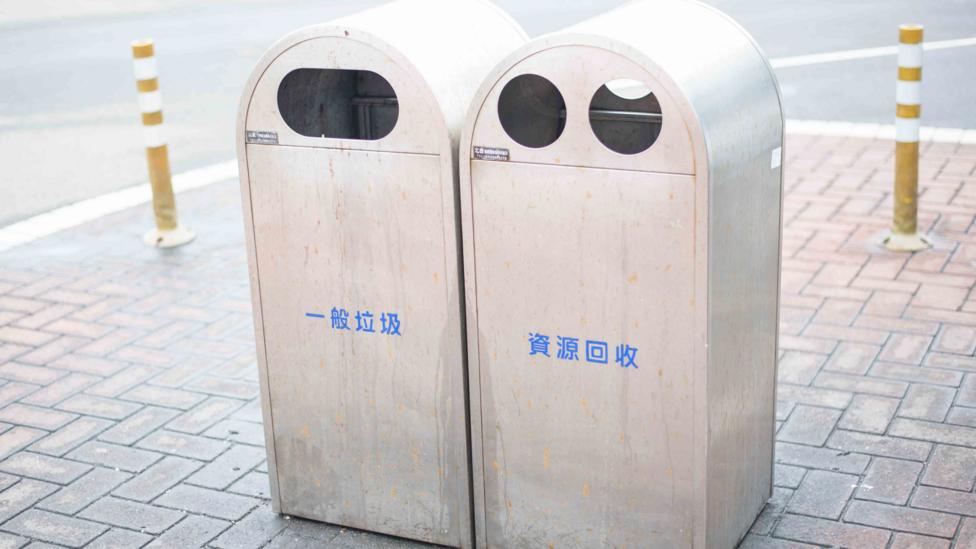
[277,68,399,140]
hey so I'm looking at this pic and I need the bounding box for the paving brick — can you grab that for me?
[98,406,179,445]
[203,419,266,447]
[56,394,141,420]
[144,514,230,549]
[0,327,57,347]
[777,384,852,409]
[13,304,78,331]
[838,395,899,433]
[777,405,841,445]
[813,372,907,397]
[912,485,976,517]
[890,532,950,549]
[166,397,243,434]
[120,384,206,411]
[811,298,863,326]
[844,500,958,538]
[931,324,976,355]
[137,320,205,349]
[29,417,113,456]
[786,470,857,519]
[210,504,287,549]
[827,429,931,461]
[899,384,955,422]
[110,346,180,368]
[773,464,806,489]
[957,374,976,407]
[17,336,88,365]
[879,334,934,365]
[185,376,259,400]
[779,334,837,355]
[803,323,888,345]
[113,456,202,502]
[921,445,976,490]
[0,479,58,522]
[956,517,976,547]
[1,508,107,548]
[912,284,969,310]
[85,365,159,398]
[86,528,153,549]
[66,441,162,473]
[777,352,825,385]
[78,496,183,535]
[772,514,890,548]
[230,399,264,424]
[775,442,869,475]
[862,291,912,317]
[42,318,113,340]
[0,363,64,386]
[75,328,145,357]
[136,430,230,461]
[155,484,259,521]
[856,457,922,505]
[0,452,91,484]
[889,417,976,447]
[0,427,46,460]
[37,467,129,515]
[869,363,962,387]
[186,445,265,490]
[0,383,40,409]
[227,471,271,499]
[48,354,126,377]
[20,373,98,408]
[947,406,976,427]
[0,403,76,431]
[0,532,27,549]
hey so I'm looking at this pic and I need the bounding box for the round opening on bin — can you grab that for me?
[277,68,398,140]
[498,74,566,149]
[589,79,662,155]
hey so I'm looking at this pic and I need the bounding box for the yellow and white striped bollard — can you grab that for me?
[884,25,930,252]
[132,39,195,248]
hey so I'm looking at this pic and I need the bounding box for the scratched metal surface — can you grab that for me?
[237,1,527,546]
[459,0,783,547]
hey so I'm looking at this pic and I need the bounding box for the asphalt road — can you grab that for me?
[1,0,974,225]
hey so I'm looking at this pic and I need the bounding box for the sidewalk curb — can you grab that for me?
[0,160,237,252]
[1,119,974,254]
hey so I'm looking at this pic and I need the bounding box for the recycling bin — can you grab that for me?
[458,1,784,547]
[236,1,526,546]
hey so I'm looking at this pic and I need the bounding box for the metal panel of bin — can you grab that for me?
[236,1,526,546]
[458,1,784,547]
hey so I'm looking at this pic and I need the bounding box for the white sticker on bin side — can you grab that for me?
[246,130,279,145]
[473,146,510,162]
[771,146,782,170]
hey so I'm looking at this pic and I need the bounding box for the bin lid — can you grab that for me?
[239,0,527,156]
[464,0,783,176]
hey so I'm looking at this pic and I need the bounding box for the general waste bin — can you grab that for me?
[236,1,526,546]
[458,1,783,547]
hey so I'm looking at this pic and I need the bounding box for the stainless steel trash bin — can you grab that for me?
[236,1,526,546]
[458,1,783,547]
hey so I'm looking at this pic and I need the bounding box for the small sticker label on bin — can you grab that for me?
[246,130,279,145]
[473,146,510,162]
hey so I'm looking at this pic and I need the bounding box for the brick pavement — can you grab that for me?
[0,134,974,548]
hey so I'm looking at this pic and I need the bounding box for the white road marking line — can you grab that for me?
[770,36,976,68]
[3,118,976,252]
[0,160,237,252]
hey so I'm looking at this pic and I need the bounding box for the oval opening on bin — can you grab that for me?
[589,79,662,155]
[498,74,566,149]
[277,68,399,140]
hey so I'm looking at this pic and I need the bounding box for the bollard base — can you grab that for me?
[144,225,196,249]
[883,231,930,253]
